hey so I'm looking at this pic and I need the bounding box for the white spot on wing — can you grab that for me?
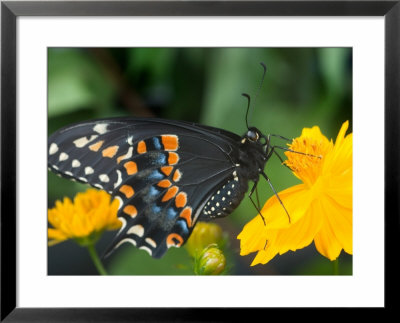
[118,146,133,163]
[127,136,134,145]
[114,237,137,250]
[99,174,110,183]
[127,225,144,237]
[49,143,58,155]
[72,159,81,168]
[145,238,157,248]
[139,246,153,256]
[114,170,122,188]
[85,166,94,175]
[73,135,98,148]
[59,152,69,161]
[115,196,123,210]
[117,217,126,234]
[93,123,108,134]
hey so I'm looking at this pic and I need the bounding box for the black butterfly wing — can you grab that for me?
[48,117,241,258]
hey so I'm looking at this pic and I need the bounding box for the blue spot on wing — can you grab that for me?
[149,186,161,197]
[153,137,162,150]
[175,219,189,236]
[166,207,178,221]
[148,170,164,181]
[155,153,167,165]
[152,204,162,214]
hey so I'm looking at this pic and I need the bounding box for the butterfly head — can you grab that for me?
[244,127,272,158]
[245,127,269,145]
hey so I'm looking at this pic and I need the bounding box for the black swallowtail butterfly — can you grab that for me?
[48,64,295,259]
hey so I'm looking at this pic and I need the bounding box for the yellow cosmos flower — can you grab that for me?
[48,189,121,246]
[238,121,352,266]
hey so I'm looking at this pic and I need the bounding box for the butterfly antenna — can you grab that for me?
[242,93,251,129]
[253,62,267,109]
[243,62,267,129]
[250,62,267,122]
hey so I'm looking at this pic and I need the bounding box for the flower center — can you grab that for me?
[284,136,332,186]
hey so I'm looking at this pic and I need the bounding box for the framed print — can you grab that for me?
[1,0,399,320]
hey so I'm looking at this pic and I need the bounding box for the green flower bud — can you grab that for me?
[185,222,225,257]
[194,244,226,275]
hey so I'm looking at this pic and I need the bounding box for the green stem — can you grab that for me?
[332,258,339,275]
[87,243,108,275]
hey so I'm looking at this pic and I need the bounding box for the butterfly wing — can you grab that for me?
[48,117,241,258]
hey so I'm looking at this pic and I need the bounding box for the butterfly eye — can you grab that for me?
[246,129,259,142]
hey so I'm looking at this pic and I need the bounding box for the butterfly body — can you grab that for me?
[48,117,268,258]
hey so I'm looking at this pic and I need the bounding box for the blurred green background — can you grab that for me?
[48,47,352,275]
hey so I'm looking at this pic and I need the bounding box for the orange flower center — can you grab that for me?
[284,135,331,187]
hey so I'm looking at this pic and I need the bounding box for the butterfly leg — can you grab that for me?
[255,185,261,209]
[266,145,292,170]
[260,171,291,224]
[248,181,266,226]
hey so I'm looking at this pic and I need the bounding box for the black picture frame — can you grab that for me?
[1,0,398,320]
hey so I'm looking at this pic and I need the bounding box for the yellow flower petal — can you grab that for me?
[48,228,68,241]
[325,176,352,210]
[261,184,313,228]
[320,196,352,254]
[314,220,343,261]
[249,200,323,266]
[237,215,268,255]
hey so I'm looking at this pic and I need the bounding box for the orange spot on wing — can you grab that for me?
[123,205,137,218]
[124,161,137,175]
[137,141,147,154]
[119,185,134,198]
[166,233,184,248]
[175,192,187,208]
[179,207,192,227]
[173,169,182,182]
[89,140,104,152]
[168,152,179,165]
[162,186,178,202]
[162,135,179,151]
[102,145,119,158]
[157,179,171,188]
[161,166,173,176]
